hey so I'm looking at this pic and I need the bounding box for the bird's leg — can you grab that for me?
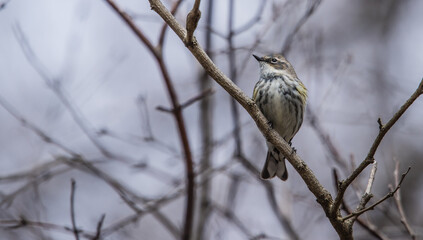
[267,120,273,128]
[288,141,296,154]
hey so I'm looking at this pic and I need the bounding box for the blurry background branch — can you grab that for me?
[105,0,197,238]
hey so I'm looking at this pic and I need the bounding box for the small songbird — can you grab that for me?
[252,54,307,180]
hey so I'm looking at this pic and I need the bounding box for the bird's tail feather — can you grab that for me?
[260,150,288,181]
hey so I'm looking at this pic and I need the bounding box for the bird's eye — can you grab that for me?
[271,58,278,63]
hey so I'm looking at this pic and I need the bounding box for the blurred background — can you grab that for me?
[0,0,422,239]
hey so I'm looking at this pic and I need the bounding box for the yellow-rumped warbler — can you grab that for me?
[253,54,307,181]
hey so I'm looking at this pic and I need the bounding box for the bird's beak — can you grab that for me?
[253,54,263,62]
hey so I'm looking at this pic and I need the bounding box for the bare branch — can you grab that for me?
[92,214,106,240]
[70,179,80,240]
[156,88,215,113]
[365,161,378,195]
[0,217,93,238]
[342,167,411,221]
[391,161,416,240]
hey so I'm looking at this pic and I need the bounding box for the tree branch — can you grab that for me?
[92,214,106,240]
[70,179,80,240]
[342,167,411,221]
[391,161,416,240]
[156,88,215,113]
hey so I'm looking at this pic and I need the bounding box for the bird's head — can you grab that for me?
[253,54,298,78]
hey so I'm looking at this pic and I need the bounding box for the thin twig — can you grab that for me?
[156,88,215,113]
[342,167,411,221]
[70,179,80,240]
[391,161,416,240]
[351,161,379,216]
[92,214,106,240]
[0,217,92,238]
[365,161,378,195]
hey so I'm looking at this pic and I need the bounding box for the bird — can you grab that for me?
[252,54,307,180]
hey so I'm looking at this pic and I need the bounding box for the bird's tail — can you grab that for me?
[260,150,288,181]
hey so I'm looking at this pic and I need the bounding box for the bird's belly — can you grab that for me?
[259,88,298,141]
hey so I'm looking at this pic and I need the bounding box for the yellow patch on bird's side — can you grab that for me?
[296,83,308,103]
[253,85,258,100]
